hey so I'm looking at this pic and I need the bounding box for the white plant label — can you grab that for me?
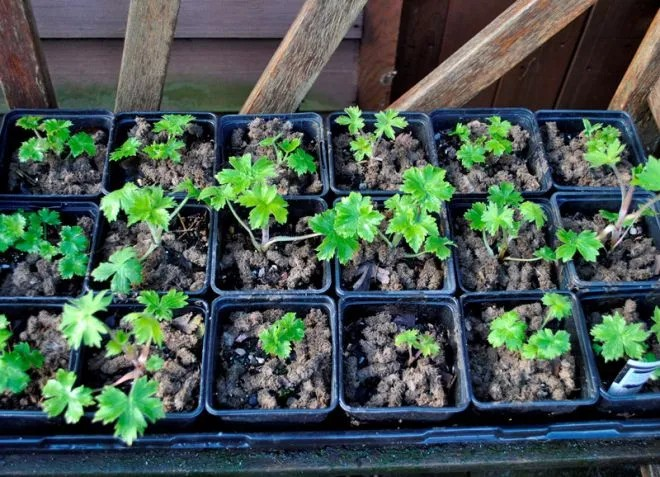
[608,359,660,396]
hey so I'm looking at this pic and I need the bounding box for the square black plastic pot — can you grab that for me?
[430,108,551,199]
[447,197,560,294]
[218,113,328,198]
[0,109,113,201]
[551,192,660,292]
[205,295,338,425]
[103,111,218,198]
[211,197,331,295]
[0,299,79,431]
[338,295,470,423]
[0,200,101,301]
[327,111,438,196]
[579,289,660,414]
[334,197,456,296]
[536,110,647,193]
[460,291,599,415]
[89,202,214,297]
[80,299,209,430]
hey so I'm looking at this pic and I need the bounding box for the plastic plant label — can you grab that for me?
[608,359,660,396]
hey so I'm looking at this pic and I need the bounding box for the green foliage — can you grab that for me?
[237,183,288,229]
[0,341,44,395]
[101,183,176,232]
[522,328,571,360]
[258,312,305,359]
[485,116,513,156]
[152,114,195,138]
[309,209,359,264]
[394,328,440,360]
[16,115,42,131]
[336,106,407,162]
[541,293,572,321]
[60,290,111,349]
[41,369,94,424]
[449,123,470,143]
[217,154,277,196]
[18,137,47,162]
[631,155,660,192]
[488,311,527,352]
[555,229,603,263]
[143,139,186,163]
[400,165,455,213]
[651,307,660,342]
[582,119,625,168]
[591,312,650,362]
[349,134,375,162]
[0,212,27,252]
[374,109,409,140]
[259,133,317,176]
[488,182,523,208]
[451,116,513,170]
[335,106,365,135]
[17,116,96,162]
[145,355,164,372]
[334,192,384,242]
[136,289,188,321]
[110,137,141,162]
[91,247,143,294]
[456,141,486,169]
[68,132,96,158]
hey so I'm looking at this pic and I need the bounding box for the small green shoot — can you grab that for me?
[0,314,44,395]
[451,116,513,169]
[259,133,317,176]
[16,116,96,163]
[258,312,305,359]
[394,328,441,365]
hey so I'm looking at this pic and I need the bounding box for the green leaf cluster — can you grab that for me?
[554,228,603,263]
[0,314,45,395]
[631,155,660,193]
[258,312,305,359]
[591,306,660,363]
[17,116,96,162]
[259,133,317,176]
[394,328,441,359]
[451,116,513,169]
[581,119,625,168]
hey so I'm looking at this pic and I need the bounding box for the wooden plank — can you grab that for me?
[0,0,56,108]
[30,0,363,40]
[389,0,596,111]
[642,464,660,477]
[357,0,403,110]
[649,77,660,130]
[241,0,366,114]
[114,0,180,112]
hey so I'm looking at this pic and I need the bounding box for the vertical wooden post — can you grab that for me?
[114,0,180,112]
[241,0,367,114]
[0,0,56,108]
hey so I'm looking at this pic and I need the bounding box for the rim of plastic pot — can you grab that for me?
[429,107,551,199]
[551,191,660,292]
[89,202,215,297]
[211,197,331,295]
[327,111,438,196]
[334,197,456,296]
[460,291,600,414]
[447,197,560,294]
[0,200,101,301]
[578,289,660,413]
[205,295,338,424]
[535,109,647,193]
[217,112,328,198]
[337,295,470,423]
[0,109,114,201]
[102,111,218,198]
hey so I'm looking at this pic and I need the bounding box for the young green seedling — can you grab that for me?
[0,314,45,395]
[450,116,513,169]
[258,312,305,359]
[259,133,317,176]
[394,328,441,365]
[16,116,96,163]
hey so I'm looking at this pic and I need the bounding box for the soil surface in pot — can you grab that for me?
[0,311,69,410]
[0,215,94,297]
[216,307,331,410]
[453,213,557,291]
[542,122,634,187]
[218,215,323,291]
[334,130,428,191]
[228,118,322,195]
[586,298,660,394]
[114,117,215,191]
[84,310,204,412]
[95,211,208,292]
[344,308,455,407]
[466,302,577,402]
[437,120,541,193]
[562,211,658,282]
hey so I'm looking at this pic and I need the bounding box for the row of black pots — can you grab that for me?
[0,108,648,202]
[2,290,656,434]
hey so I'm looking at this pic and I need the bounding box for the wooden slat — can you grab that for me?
[357,0,403,110]
[0,0,56,108]
[642,464,660,477]
[241,0,366,114]
[649,77,660,130]
[114,0,180,112]
[389,0,596,111]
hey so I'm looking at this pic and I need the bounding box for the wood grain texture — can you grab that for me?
[114,0,180,112]
[390,0,596,111]
[241,0,366,114]
[0,0,56,108]
[357,0,403,110]
[649,77,660,130]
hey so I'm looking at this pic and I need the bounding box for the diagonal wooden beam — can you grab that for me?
[0,0,56,108]
[114,0,180,112]
[241,0,366,114]
[649,77,660,130]
[389,0,596,111]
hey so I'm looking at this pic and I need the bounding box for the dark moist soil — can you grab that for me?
[8,129,107,195]
[85,311,204,412]
[542,122,634,187]
[0,311,69,410]
[217,308,331,410]
[466,302,577,402]
[586,299,660,394]
[115,117,215,190]
[97,212,208,292]
[453,213,557,291]
[218,215,323,291]
[562,211,658,282]
[334,130,428,191]
[437,120,541,193]
[229,118,322,195]
[343,309,455,408]
[0,216,94,297]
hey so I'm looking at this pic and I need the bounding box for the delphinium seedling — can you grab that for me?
[449,116,513,169]
[335,106,408,162]
[0,314,44,395]
[487,292,572,360]
[16,116,97,163]
[110,114,195,164]
[258,312,305,359]
[394,328,441,365]
[43,289,189,445]
[259,134,317,176]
